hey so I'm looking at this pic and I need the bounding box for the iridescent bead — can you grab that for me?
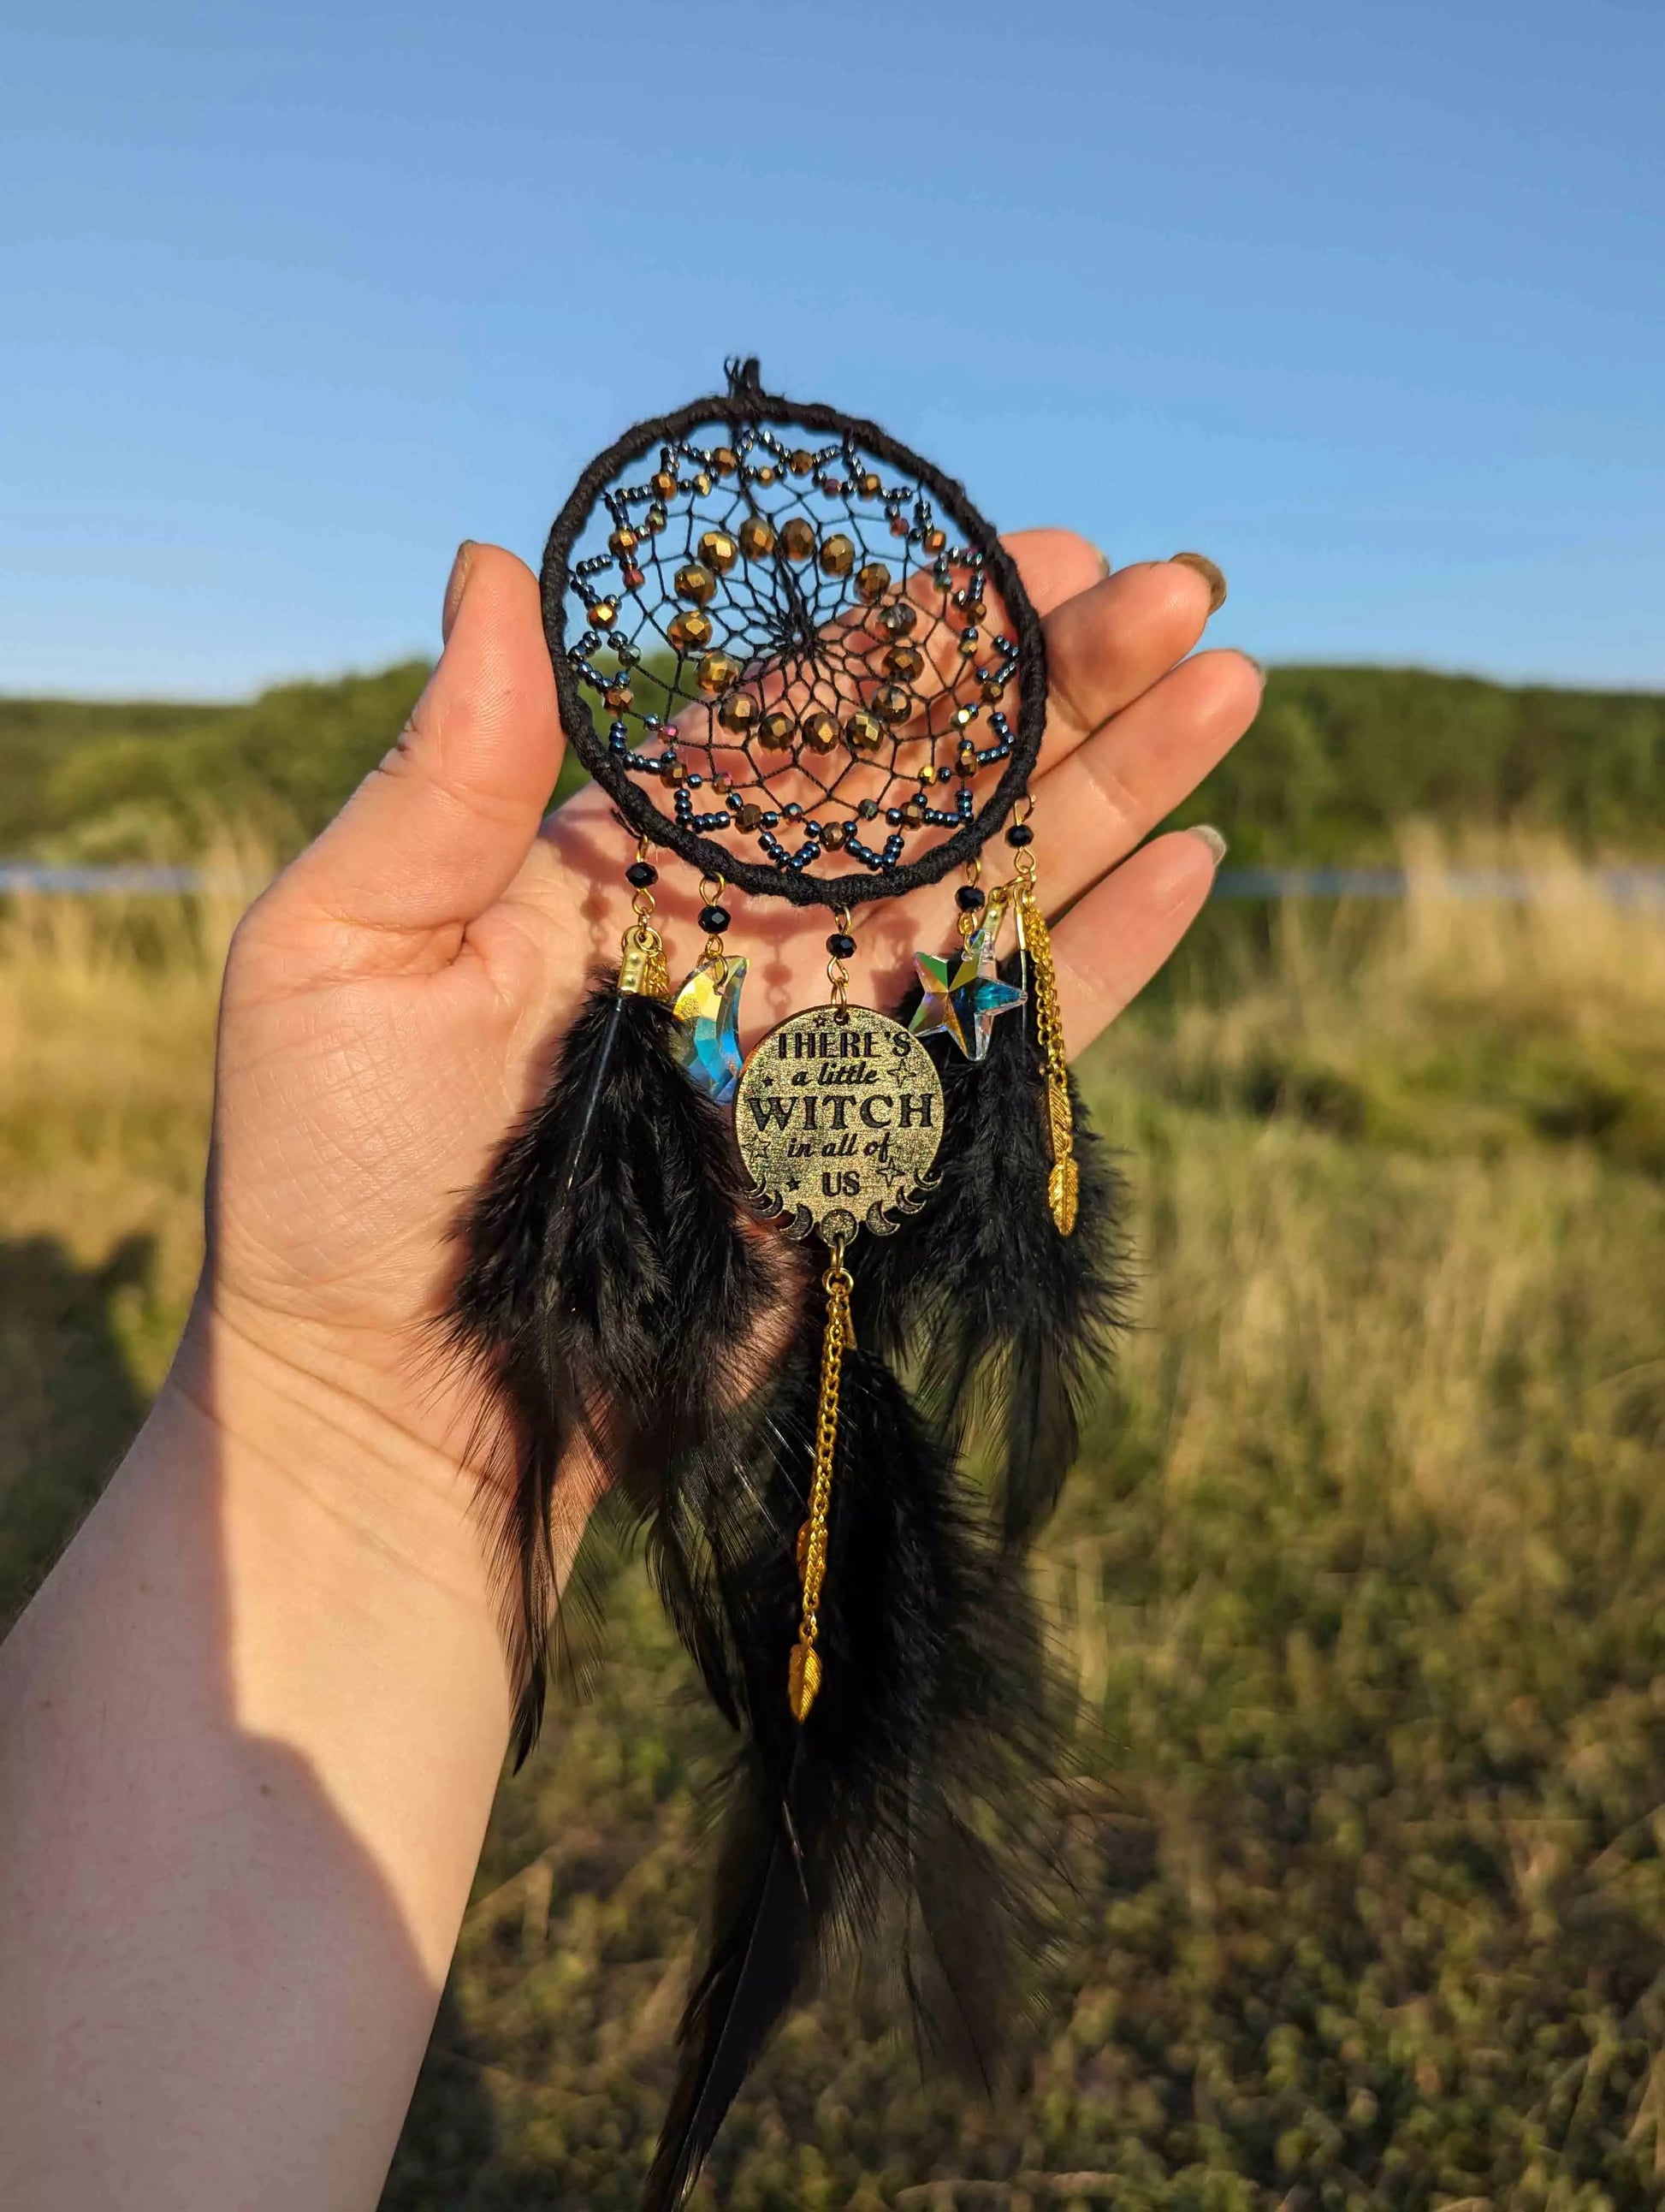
[902,796,926,825]
[738,516,776,560]
[883,643,923,681]
[819,532,856,578]
[674,563,716,604]
[779,518,816,562]
[962,592,987,622]
[981,678,1005,703]
[622,564,646,590]
[821,821,848,850]
[855,561,892,604]
[758,709,794,750]
[667,608,714,653]
[736,802,765,831]
[957,742,979,774]
[696,651,738,697]
[590,600,617,627]
[659,759,688,787]
[608,525,639,556]
[957,626,979,656]
[784,801,804,821]
[699,529,738,573]
[874,684,912,724]
[799,710,840,753]
[857,798,880,820]
[718,691,760,734]
[844,709,883,753]
[602,682,633,711]
[646,504,667,531]
[876,601,916,638]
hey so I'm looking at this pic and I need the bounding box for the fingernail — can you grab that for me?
[441,540,477,643]
[1170,551,1228,614]
[1094,547,1113,581]
[1187,823,1228,867]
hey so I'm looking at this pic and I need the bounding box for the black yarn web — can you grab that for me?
[563,415,1028,886]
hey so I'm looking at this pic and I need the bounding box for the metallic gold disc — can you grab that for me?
[734,1005,943,1248]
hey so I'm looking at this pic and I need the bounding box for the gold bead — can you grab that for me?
[602,682,633,711]
[608,525,639,556]
[696,651,738,696]
[923,528,946,554]
[821,821,848,851]
[981,678,1005,703]
[712,770,733,792]
[790,448,815,476]
[651,468,677,497]
[718,691,760,734]
[692,471,712,496]
[819,532,856,578]
[659,759,688,787]
[883,643,923,681]
[753,463,777,486]
[957,741,978,774]
[957,632,978,657]
[736,801,765,831]
[699,529,738,573]
[779,518,816,563]
[857,471,881,497]
[963,593,987,622]
[800,710,839,754]
[674,562,716,604]
[758,709,794,750]
[667,608,714,653]
[590,600,617,628]
[855,561,892,604]
[844,709,883,753]
[738,516,776,560]
[876,600,916,638]
[874,684,912,724]
[902,795,926,825]
[645,503,667,532]
[712,446,738,475]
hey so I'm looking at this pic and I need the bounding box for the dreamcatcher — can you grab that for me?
[450,360,1126,2207]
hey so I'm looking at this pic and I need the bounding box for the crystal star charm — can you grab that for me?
[909,917,1025,1060]
[672,956,749,1104]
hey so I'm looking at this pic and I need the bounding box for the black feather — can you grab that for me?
[448,970,778,1764]
[642,1329,1071,2209]
[855,956,1131,1550]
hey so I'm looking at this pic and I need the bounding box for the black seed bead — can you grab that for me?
[827,931,856,959]
[1004,821,1035,847]
[698,903,731,934]
[955,885,987,912]
[625,860,657,888]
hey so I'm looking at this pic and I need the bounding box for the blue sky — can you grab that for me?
[3,1,1661,697]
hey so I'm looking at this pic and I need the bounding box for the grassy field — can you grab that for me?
[2,837,1662,2209]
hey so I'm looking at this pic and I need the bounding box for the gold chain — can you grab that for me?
[1011,846,1078,1236]
[788,1244,852,1722]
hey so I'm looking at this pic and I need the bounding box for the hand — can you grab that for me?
[198,534,1259,1578]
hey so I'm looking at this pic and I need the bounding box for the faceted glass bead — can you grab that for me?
[902,797,926,825]
[874,684,912,724]
[876,601,916,637]
[692,471,712,496]
[646,504,667,531]
[963,593,987,622]
[736,802,765,830]
[608,526,639,555]
[622,564,646,590]
[696,651,738,697]
[789,448,815,475]
[855,561,892,604]
[779,518,816,563]
[923,528,947,553]
[799,710,839,754]
[738,517,776,560]
[889,514,910,538]
[981,679,1005,703]
[699,530,738,573]
[883,643,923,681]
[674,562,716,604]
[753,464,777,485]
[844,709,883,753]
[712,446,738,475]
[957,628,979,656]
[857,471,881,496]
[602,682,633,711]
[667,608,714,653]
[712,770,734,792]
[659,759,688,786]
[821,821,848,850]
[858,798,880,820]
[957,741,979,774]
[718,691,760,733]
[651,469,677,497]
[819,532,856,578]
[590,600,617,628]
[758,709,794,750]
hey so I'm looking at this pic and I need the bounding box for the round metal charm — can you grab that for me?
[734,1005,944,1247]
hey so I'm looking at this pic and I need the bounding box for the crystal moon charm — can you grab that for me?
[733,1005,943,1247]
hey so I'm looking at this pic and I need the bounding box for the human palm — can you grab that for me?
[204,534,1256,1486]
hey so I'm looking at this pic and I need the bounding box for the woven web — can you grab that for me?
[561,416,1026,885]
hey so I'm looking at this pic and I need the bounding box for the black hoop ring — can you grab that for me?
[538,362,1048,911]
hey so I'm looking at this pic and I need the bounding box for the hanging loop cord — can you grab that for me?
[788,1243,854,1722]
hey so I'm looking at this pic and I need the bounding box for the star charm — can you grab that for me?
[671,956,749,1105]
[910,919,1025,1060]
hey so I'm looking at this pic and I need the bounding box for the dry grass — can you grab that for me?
[2,831,1662,2206]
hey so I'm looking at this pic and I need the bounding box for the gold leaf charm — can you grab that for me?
[787,1637,822,1723]
[1048,1153,1080,1236]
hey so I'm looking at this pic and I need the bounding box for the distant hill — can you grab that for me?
[2,661,1660,864]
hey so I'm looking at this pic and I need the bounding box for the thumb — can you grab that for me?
[270,541,565,950]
